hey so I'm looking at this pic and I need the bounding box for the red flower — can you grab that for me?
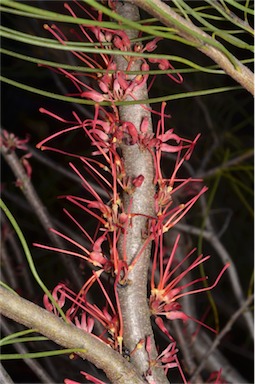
[207,369,228,383]
[150,233,230,331]
[148,57,183,84]
[145,317,187,382]
[0,130,30,152]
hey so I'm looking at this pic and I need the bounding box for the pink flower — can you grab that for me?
[150,234,230,331]
[113,32,130,51]
[43,283,67,315]
[0,130,30,151]
[65,372,107,384]
[132,175,144,188]
[148,57,183,84]
[80,371,107,384]
[143,37,162,53]
[64,379,80,384]
[81,90,107,102]
[21,153,32,179]
[207,369,228,383]
[74,312,94,333]
[144,318,187,381]
[90,234,108,266]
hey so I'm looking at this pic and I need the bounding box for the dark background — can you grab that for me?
[1,1,253,383]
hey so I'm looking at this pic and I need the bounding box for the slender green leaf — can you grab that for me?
[0,1,201,46]
[0,199,67,321]
[206,0,254,35]
[0,75,241,105]
[0,25,200,56]
[115,0,239,67]
[0,0,122,29]
[171,0,253,49]
[0,281,19,294]
[228,179,254,216]
[1,329,44,346]
[223,0,254,15]
[0,348,88,360]
[1,337,48,347]
[0,48,226,75]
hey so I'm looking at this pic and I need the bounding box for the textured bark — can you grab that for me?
[114,3,168,383]
[0,287,146,384]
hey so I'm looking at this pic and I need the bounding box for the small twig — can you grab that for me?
[172,321,204,384]
[27,145,109,199]
[132,0,254,94]
[1,214,35,294]
[198,194,254,338]
[1,143,84,290]
[175,211,254,339]
[191,331,247,383]
[190,294,254,381]
[1,318,55,383]
[0,364,15,384]
[198,149,254,179]
[0,241,19,290]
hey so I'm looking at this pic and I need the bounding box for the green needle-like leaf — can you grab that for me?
[0,348,88,360]
[0,329,45,346]
[0,75,241,105]
[0,48,226,75]
[0,199,67,321]
[1,337,48,347]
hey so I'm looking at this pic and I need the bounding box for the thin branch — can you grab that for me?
[190,294,254,382]
[1,318,54,383]
[0,141,84,290]
[198,149,254,179]
[27,145,109,199]
[175,217,254,339]
[0,241,19,290]
[1,214,34,294]
[0,364,15,384]
[199,194,254,338]
[191,332,248,384]
[131,0,254,95]
[172,321,204,384]
[0,287,146,384]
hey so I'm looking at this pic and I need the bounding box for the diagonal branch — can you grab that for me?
[131,0,254,95]
[190,294,254,382]
[0,287,146,384]
[0,138,84,290]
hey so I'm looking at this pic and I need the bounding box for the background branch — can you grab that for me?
[1,140,84,290]
[131,0,254,95]
[190,293,254,381]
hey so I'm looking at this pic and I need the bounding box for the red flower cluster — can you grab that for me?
[0,130,32,183]
[34,2,229,383]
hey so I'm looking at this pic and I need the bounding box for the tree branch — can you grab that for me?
[114,3,168,383]
[0,287,146,384]
[131,0,254,95]
[190,293,254,381]
[0,140,84,290]
[1,318,54,383]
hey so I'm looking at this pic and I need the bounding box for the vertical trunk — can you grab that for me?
[114,3,169,383]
